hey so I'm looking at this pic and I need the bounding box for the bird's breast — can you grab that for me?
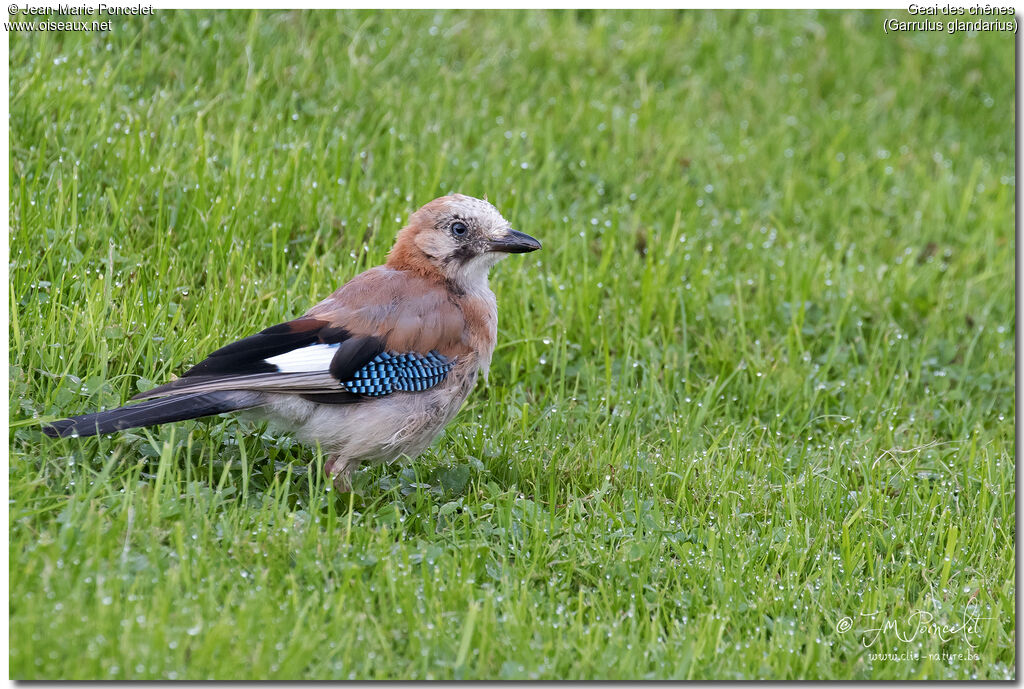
[456,292,498,379]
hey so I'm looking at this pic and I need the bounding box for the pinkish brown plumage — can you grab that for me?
[43,194,541,491]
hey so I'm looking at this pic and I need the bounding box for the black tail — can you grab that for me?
[42,391,262,438]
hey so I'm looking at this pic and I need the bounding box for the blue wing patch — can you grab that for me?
[342,351,454,396]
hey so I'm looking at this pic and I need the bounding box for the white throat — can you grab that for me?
[451,252,505,297]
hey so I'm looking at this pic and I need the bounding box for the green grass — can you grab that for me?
[8,9,1014,680]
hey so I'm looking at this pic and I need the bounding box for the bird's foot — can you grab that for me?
[325,455,360,494]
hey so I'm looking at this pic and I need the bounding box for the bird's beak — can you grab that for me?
[487,229,542,254]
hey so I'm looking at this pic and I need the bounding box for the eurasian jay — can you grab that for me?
[43,194,541,491]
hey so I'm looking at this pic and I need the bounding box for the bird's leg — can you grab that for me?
[324,454,360,493]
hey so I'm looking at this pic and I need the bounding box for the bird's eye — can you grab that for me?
[451,221,468,237]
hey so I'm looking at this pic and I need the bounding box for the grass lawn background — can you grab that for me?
[8,9,1014,680]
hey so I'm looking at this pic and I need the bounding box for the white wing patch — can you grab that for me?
[265,343,340,373]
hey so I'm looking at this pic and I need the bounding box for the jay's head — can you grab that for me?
[387,194,541,290]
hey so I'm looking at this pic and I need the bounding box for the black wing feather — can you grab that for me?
[329,336,386,381]
[182,318,348,378]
